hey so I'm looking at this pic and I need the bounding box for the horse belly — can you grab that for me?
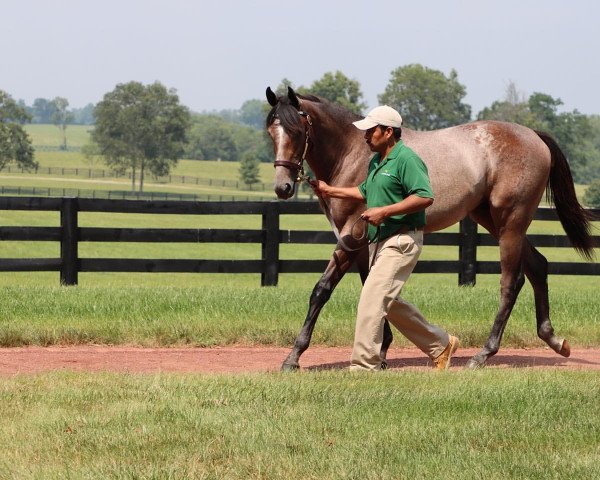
[425,179,485,232]
[421,153,488,233]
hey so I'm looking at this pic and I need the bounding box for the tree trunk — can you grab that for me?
[139,159,145,192]
[61,125,68,151]
[131,165,136,192]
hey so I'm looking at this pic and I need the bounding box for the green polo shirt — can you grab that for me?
[358,140,434,242]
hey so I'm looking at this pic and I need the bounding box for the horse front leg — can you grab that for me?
[281,247,366,371]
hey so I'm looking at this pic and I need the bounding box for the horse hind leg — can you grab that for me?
[523,240,570,357]
[466,208,526,368]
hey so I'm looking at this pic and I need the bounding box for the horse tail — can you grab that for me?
[536,130,596,260]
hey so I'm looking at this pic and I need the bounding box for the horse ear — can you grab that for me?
[288,87,300,109]
[266,87,278,107]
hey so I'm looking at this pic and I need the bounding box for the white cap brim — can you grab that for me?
[352,118,379,130]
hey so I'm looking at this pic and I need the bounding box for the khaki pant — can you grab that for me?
[350,230,449,371]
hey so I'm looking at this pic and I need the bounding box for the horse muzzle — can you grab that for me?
[273,160,301,199]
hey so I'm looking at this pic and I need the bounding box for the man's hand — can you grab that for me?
[361,207,388,226]
[309,179,330,198]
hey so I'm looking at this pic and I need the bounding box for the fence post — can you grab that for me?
[261,201,280,286]
[458,216,478,286]
[60,197,79,286]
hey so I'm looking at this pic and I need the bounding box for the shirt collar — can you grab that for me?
[374,139,404,165]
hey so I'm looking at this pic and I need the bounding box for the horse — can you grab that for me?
[265,86,595,371]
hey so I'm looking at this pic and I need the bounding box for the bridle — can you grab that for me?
[273,110,312,183]
[270,106,376,260]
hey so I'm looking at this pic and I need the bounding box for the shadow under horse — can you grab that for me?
[266,86,595,370]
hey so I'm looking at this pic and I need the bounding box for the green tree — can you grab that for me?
[0,90,37,171]
[90,81,191,192]
[239,151,261,188]
[583,180,600,207]
[527,93,595,183]
[477,81,534,125]
[308,71,367,115]
[186,114,238,161]
[477,86,600,183]
[275,78,295,96]
[51,96,74,150]
[31,98,56,124]
[378,64,472,130]
[71,103,95,125]
[239,99,266,129]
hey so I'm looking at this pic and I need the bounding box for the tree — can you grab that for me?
[90,81,191,192]
[185,114,238,161]
[378,64,472,130]
[307,71,367,115]
[31,98,56,124]
[71,103,95,124]
[239,99,266,129]
[477,81,533,125]
[527,93,595,183]
[477,86,600,184]
[275,78,295,96]
[51,97,74,150]
[583,180,600,207]
[239,151,261,188]
[0,90,37,171]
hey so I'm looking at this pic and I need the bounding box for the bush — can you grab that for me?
[583,180,600,208]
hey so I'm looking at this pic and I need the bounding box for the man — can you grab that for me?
[310,105,459,371]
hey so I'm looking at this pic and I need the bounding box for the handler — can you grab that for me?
[310,105,459,371]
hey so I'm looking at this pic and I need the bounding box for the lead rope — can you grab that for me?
[296,112,312,184]
[333,215,381,270]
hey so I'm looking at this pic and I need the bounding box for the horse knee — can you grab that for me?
[310,284,332,306]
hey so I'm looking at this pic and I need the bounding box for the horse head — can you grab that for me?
[265,86,312,199]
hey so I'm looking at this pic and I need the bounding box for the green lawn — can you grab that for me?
[1,370,598,479]
[0,273,598,348]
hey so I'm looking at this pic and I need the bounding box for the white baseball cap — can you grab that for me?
[352,105,403,130]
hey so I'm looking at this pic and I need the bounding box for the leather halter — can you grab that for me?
[273,110,312,182]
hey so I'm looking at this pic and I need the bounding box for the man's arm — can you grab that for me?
[310,180,365,201]
[361,195,434,226]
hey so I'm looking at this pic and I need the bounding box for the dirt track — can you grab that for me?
[1,346,599,375]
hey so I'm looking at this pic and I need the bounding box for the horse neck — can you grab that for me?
[302,102,363,183]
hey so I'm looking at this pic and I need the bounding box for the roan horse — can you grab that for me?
[266,86,595,370]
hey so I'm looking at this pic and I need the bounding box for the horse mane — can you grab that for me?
[266,93,361,136]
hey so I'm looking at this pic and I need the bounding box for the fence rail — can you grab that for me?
[0,197,598,286]
[0,185,277,202]
[0,165,271,191]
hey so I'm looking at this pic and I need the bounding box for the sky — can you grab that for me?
[3,0,600,116]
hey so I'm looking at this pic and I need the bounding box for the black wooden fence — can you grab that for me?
[0,196,598,286]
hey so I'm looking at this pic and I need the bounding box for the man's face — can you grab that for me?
[364,125,391,153]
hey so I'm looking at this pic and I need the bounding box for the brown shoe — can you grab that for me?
[433,335,459,370]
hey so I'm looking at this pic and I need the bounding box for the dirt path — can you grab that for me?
[1,346,599,375]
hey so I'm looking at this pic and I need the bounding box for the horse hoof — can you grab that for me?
[380,360,388,370]
[465,358,486,369]
[559,339,571,358]
[281,362,300,372]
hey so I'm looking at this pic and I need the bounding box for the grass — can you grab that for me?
[0,273,598,348]
[24,124,93,150]
[0,370,598,479]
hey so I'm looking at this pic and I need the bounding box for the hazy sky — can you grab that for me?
[3,0,599,115]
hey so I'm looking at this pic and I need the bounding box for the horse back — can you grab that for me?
[403,121,552,232]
